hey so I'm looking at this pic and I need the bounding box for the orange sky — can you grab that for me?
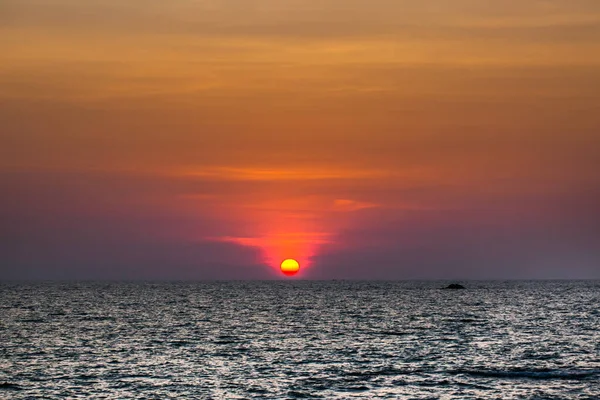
[1,1,599,279]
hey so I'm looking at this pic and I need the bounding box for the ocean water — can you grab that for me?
[1,281,599,399]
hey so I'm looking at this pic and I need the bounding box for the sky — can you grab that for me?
[1,0,599,280]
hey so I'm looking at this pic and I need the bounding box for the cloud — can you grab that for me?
[215,233,332,247]
[1,164,599,280]
[332,199,379,212]
[3,0,599,42]
[307,196,600,280]
[172,166,396,182]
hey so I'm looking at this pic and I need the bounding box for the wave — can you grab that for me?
[78,316,115,322]
[18,318,45,323]
[376,330,410,336]
[0,382,22,391]
[454,368,600,380]
[345,367,426,378]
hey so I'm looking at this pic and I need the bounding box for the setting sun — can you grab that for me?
[280,259,300,276]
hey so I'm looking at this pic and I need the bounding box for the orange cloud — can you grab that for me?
[174,166,394,182]
[332,199,379,212]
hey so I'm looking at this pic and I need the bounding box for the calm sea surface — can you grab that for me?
[1,281,599,399]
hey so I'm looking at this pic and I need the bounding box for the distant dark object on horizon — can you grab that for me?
[445,283,466,290]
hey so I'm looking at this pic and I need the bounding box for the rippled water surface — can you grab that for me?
[1,281,599,399]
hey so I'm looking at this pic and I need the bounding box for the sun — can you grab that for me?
[280,259,300,276]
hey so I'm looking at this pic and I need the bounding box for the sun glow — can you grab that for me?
[280,259,300,276]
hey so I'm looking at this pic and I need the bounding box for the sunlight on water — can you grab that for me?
[1,281,599,399]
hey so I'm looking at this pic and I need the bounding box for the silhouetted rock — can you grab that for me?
[445,283,466,290]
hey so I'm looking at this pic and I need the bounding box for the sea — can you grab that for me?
[1,281,599,399]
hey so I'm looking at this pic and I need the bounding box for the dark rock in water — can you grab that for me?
[445,283,466,290]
